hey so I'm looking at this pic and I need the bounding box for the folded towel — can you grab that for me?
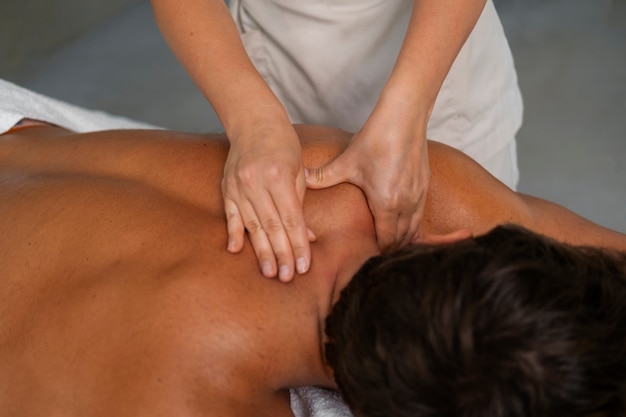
[0,78,157,134]
[291,387,353,417]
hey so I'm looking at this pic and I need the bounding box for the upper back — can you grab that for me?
[0,125,376,415]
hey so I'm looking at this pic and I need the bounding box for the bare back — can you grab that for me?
[1,123,624,416]
[0,125,378,416]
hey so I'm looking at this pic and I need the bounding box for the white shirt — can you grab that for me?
[230,0,523,165]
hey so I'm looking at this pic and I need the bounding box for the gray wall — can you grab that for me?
[0,0,142,80]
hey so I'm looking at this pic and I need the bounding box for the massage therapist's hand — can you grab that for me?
[223,122,314,282]
[306,107,430,251]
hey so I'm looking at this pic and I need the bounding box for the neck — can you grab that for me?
[288,183,379,389]
[281,241,377,391]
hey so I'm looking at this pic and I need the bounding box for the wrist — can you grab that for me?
[377,77,434,121]
[222,96,292,145]
[367,87,431,140]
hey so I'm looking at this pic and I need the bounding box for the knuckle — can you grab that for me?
[310,168,325,184]
[236,161,290,187]
[264,163,285,181]
[378,185,425,214]
[280,213,302,231]
[221,177,237,197]
[244,218,264,235]
[380,188,402,212]
[289,242,308,259]
[225,209,240,222]
[378,235,396,252]
[256,251,273,266]
[261,217,284,234]
[236,165,258,186]
[273,249,291,265]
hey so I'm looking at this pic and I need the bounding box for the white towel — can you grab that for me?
[0,78,157,134]
[291,387,353,417]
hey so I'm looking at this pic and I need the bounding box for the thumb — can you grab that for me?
[305,158,351,190]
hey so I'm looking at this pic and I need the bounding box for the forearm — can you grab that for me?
[375,0,488,126]
[150,0,288,140]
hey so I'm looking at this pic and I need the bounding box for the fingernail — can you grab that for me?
[227,239,237,252]
[261,261,274,277]
[279,265,290,282]
[304,168,310,179]
[296,257,309,274]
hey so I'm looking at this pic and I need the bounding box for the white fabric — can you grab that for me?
[291,387,353,417]
[479,139,519,190]
[230,0,523,188]
[0,78,157,134]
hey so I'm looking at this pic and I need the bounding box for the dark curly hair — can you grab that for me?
[325,225,626,417]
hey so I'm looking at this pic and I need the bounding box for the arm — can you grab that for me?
[307,0,488,249]
[515,193,626,253]
[422,141,626,252]
[151,0,311,281]
[377,0,488,125]
[150,0,282,133]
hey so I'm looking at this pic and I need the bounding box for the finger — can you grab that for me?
[251,188,298,283]
[305,158,352,190]
[272,186,311,280]
[400,199,427,248]
[224,197,245,253]
[405,211,425,247]
[390,210,415,251]
[237,198,279,279]
[370,205,401,252]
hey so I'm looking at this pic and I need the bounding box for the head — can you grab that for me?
[325,225,626,417]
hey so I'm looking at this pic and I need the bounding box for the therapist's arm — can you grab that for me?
[366,0,490,242]
[151,0,283,132]
[307,0,488,250]
[381,0,488,116]
[151,0,312,282]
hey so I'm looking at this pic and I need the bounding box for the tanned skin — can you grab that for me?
[1,124,624,417]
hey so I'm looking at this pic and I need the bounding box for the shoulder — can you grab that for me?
[421,140,532,235]
[296,124,351,167]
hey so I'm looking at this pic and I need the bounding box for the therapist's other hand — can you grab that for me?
[222,123,313,282]
[306,120,430,251]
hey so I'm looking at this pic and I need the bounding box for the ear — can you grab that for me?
[412,228,473,246]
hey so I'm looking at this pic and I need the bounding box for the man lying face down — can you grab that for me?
[327,224,626,417]
[1,118,625,416]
